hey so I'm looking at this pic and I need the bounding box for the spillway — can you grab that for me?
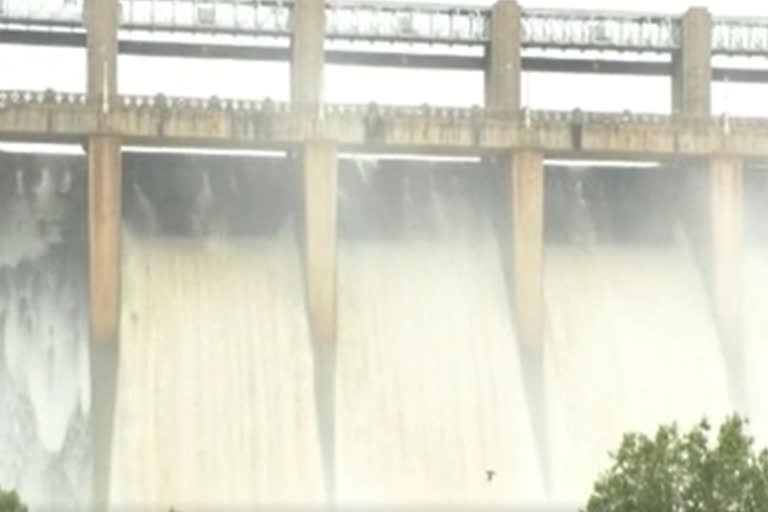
[542,169,734,501]
[113,157,546,507]
[1,152,765,510]
[113,230,325,507]
[334,161,544,505]
[0,155,90,509]
[744,170,768,448]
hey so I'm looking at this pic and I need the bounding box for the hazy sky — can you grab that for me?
[0,0,766,117]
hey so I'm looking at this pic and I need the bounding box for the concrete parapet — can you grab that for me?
[3,94,768,156]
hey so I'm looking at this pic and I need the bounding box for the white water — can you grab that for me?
[745,249,768,448]
[5,160,768,510]
[0,165,89,509]
[336,221,544,505]
[0,253,90,508]
[112,227,326,508]
[112,186,546,507]
[543,242,733,502]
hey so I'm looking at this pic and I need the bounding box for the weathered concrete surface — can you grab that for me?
[87,133,122,511]
[710,155,745,408]
[508,148,550,493]
[672,7,712,114]
[86,0,119,102]
[291,0,325,109]
[86,2,121,507]
[89,340,119,511]
[302,139,339,501]
[486,0,521,110]
[303,139,338,347]
[3,100,768,157]
[88,135,122,345]
[509,149,544,352]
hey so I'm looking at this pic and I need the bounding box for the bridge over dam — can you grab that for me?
[1,0,767,509]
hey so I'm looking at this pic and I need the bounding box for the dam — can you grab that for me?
[0,0,767,509]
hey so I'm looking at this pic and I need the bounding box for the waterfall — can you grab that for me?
[2,153,764,510]
[0,155,90,509]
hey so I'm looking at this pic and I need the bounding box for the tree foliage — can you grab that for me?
[583,415,768,512]
[0,489,26,512]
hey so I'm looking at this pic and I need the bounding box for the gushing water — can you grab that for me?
[543,243,732,501]
[335,162,544,505]
[745,249,768,447]
[111,228,326,508]
[2,154,767,510]
[0,157,90,510]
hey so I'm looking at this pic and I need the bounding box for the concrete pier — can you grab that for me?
[302,139,338,346]
[668,5,745,406]
[86,0,121,344]
[509,149,544,351]
[86,0,121,509]
[672,7,712,114]
[87,137,122,510]
[291,0,326,110]
[710,155,745,403]
[87,135,122,345]
[485,0,521,110]
[86,0,118,101]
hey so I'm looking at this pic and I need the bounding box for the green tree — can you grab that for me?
[583,415,768,512]
[0,488,26,512]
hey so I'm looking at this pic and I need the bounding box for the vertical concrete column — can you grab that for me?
[86,0,121,344]
[88,136,122,345]
[86,0,118,102]
[710,155,744,350]
[510,149,544,351]
[291,0,326,110]
[485,0,521,110]
[86,1,121,509]
[303,139,338,346]
[302,140,339,500]
[508,150,551,491]
[671,7,712,114]
[87,139,122,510]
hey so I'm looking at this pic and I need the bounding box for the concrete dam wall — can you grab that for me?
[0,152,762,509]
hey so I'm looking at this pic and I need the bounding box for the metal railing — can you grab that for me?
[713,17,768,55]
[522,8,679,51]
[0,1,767,54]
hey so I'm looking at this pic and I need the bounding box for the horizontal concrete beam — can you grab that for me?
[1,94,768,159]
